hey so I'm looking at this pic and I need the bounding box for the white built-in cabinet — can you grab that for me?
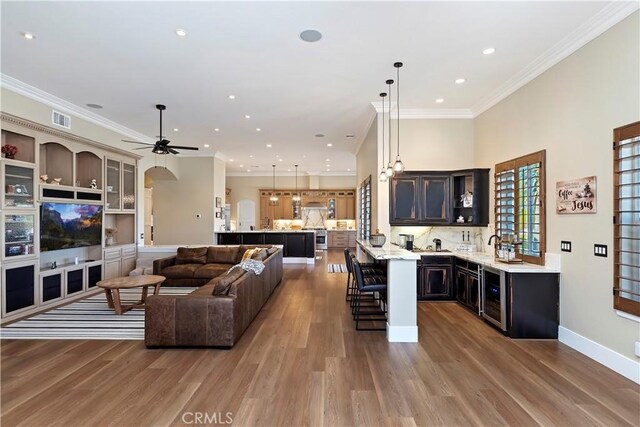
[0,113,140,324]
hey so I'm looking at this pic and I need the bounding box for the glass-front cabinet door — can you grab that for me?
[122,162,135,210]
[3,213,36,260]
[3,163,35,210]
[106,159,121,210]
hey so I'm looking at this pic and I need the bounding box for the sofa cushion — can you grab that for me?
[212,269,245,295]
[193,263,230,279]
[176,247,207,265]
[207,246,240,265]
[191,283,216,296]
[266,247,279,256]
[161,264,201,279]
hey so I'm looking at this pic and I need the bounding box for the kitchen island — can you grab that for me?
[357,239,420,343]
[216,230,315,264]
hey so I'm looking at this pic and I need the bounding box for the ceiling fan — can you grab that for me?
[122,104,199,155]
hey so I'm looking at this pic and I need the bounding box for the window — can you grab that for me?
[495,150,546,265]
[614,121,640,316]
[358,176,371,240]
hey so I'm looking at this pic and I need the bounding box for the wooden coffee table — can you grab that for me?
[96,275,166,315]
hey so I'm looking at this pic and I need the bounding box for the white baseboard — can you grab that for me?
[282,257,314,264]
[559,326,640,384]
[386,324,418,343]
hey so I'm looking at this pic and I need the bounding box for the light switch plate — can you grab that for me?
[561,241,572,252]
[594,244,607,257]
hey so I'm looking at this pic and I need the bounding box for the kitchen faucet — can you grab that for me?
[488,234,501,247]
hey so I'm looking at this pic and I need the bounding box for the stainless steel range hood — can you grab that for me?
[302,201,327,209]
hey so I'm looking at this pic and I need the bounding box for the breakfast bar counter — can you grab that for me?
[357,239,420,343]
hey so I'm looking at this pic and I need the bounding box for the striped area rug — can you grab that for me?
[327,263,348,273]
[0,287,195,340]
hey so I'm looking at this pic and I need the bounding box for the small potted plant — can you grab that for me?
[1,144,18,159]
[105,227,117,246]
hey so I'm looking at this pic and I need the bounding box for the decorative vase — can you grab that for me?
[106,237,114,246]
[5,154,14,160]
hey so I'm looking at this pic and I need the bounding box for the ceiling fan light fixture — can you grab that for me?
[175,29,187,37]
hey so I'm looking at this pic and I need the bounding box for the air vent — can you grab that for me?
[52,110,71,129]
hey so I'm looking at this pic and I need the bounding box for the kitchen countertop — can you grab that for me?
[357,239,421,260]
[411,250,561,273]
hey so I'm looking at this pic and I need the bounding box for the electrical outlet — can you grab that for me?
[594,244,607,257]
[561,241,572,252]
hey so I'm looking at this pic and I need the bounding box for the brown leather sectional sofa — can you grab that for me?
[145,245,283,348]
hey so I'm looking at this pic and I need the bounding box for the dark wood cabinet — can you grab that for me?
[390,175,419,224]
[507,273,559,339]
[218,233,241,245]
[420,175,450,224]
[417,256,453,300]
[284,233,306,257]
[390,169,489,226]
[455,259,480,313]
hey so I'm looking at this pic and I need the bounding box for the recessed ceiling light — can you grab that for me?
[279,158,283,162]
[203,144,210,148]
[256,128,261,132]
[239,164,244,167]
[245,115,251,119]
[85,103,103,109]
[228,95,236,100]
[249,155,254,158]
[214,128,220,132]
[300,29,322,43]
[287,169,291,172]
[247,169,252,172]
[275,154,280,157]
[327,143,333,147]
[175,29,187,37]
[436,98,444,103]
[455,78,466,84]
[347,168,351,171]
[325,158,330,162]
[326,168,331,172]
[173,128,179,132]
[229,159,234,162]
[346,134,355,139]
[22,32,35,40]
[482,47,496,55]
[326,164,330,167]
[266,144,272,148]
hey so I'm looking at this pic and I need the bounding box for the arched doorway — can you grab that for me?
[144,166,178,245]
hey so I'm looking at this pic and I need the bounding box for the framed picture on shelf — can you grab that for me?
[215,197,222,208]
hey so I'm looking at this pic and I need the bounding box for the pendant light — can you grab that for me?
[393,62,405,173]
[270,165,278,202]
[378,92,388,182]
[385,78,395,177]
[293,164,300,202]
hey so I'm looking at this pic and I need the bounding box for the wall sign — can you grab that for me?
[556,176,596,214]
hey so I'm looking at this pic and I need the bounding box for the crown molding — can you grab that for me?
[471,1,639,116]
[1,74,155,144]
[399,108,474,119]
[354,105,378,156]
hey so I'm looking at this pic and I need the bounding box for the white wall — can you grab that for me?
[356,117,378,233]
[152,157,217,245]
[475,12,640,362]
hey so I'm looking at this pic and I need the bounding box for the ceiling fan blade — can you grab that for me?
[168,145,199,150]
[168,148,180,155]
[122,139,149,144]
[132,146,153,150]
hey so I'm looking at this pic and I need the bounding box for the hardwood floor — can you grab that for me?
[2,249,639,426]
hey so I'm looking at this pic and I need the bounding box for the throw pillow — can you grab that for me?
[212,269,245,295]
[176,247,207,265]
[250,248,268,261]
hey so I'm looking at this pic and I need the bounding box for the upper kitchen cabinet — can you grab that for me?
[390,175,420,224]
[451,169,489,226]
[390,169,489,226]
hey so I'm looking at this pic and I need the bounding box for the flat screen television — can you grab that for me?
[40,202,103,251]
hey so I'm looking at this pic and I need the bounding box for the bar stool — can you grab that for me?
[343,249,385,302]
[352,258,387,331]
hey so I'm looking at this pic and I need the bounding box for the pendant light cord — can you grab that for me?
[388,80,393,159]
[396,65,400,156]
[381,93,385,166]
